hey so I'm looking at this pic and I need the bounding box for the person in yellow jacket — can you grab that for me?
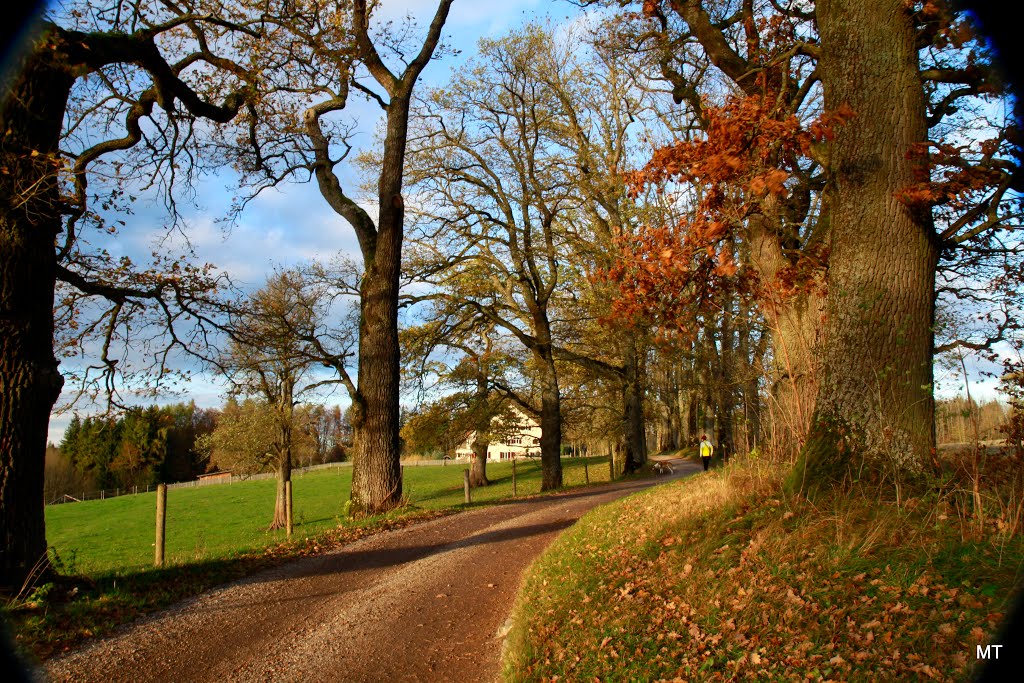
[699,435,714,471]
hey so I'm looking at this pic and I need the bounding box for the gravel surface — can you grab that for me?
[45,463,699,683]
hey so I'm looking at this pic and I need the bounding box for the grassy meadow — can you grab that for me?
[503,455,1024,682]
[46,456,612,577]
[9,456,613,660]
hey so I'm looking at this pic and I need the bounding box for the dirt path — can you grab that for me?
[45,462,700,683]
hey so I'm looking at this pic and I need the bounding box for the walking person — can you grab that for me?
[699,434,714,472]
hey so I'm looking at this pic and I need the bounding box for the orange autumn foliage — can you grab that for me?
[604,95,852,332]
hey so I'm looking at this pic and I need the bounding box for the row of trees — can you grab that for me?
[60,403,216,491]
[1,0,1020,591]
[399,0,1022,496]
[54,400,351,500]
[591,0,1022,495]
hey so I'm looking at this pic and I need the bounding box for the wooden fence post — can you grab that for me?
[464,469,471,504]
[155,483,167,567]
[512,458,517,497]
[584,458,589,485]
[285,480,293,538]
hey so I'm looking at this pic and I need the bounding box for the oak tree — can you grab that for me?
[222,0,455,514]
[405,27,581,489]
[603,0,1021,490]
[220,271,347,529]
[1,0,260,588]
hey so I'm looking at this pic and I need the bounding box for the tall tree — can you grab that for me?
[405,27,580,489]
[796,0,937,490]
[222,270,349,529]
[224,0,455,514]
[0,0,259,589]
[604,0,1021,490]
[598,0,830,452]
[535,24,660,473]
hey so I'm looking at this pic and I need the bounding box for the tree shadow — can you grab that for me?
[188,518,578,613]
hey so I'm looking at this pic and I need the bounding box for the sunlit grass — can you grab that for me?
[503,457,1024,682]
[45,456,611,577]
[8,456,614,660]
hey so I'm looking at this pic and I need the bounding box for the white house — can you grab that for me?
[454,409,542,461]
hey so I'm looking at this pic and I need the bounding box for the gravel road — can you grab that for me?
[45,462,699,683]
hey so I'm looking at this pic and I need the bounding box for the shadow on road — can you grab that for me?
[190,467,701,614]
[193,517,579,614]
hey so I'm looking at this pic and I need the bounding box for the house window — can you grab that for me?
[508,436,522,445]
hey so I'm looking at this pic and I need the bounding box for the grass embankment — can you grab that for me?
[503,457,1024,682]
[8,456,610,660]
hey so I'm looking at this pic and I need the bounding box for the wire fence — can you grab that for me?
[43,457,469,507]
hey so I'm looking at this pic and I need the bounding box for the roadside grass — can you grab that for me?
[7,455,611,660]
[42,456,609,576]
[503,457,1024,682]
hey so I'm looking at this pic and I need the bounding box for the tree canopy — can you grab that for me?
[1,0,1020,593]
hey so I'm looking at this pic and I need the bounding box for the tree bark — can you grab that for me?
[0,45,71,590]
[343,0,453,514]
[469,367,490,487]
[795,0,938,492]
[683,389,698,445]
[271,457,292,530]
[349,99,410,515]
[270,386,294,530]
[470,437,490,487]
[747,214,825,455]
[537,357,564,490]
[622,342,647,473]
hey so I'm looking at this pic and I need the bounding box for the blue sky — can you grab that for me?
[47,0,572,443]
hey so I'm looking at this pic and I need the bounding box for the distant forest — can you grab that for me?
[48,402,351,502]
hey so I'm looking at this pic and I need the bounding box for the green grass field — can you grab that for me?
[45,456,612,577]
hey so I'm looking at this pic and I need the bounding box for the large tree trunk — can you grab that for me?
[349,101,410,515]
[795,0,938,492]
[470,437,490,487]
[469,369,490,487]
[748,214,825,455]
[622,342,647,473]
[537,354,563,491]
[0,47,70,590]
[349,259,403,514]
